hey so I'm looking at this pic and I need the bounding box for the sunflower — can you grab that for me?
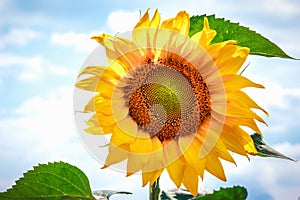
[75,9,268,196]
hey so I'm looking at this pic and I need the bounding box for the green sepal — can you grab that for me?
[251,133,296,161]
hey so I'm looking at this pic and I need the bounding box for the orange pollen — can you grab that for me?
[123,55,211,142]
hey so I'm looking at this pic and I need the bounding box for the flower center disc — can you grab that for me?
[123,58,211,142]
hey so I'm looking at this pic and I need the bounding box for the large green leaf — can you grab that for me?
[0,162,95,200]
[251,133,296,161]
[194,186,247,200]
[189,15,294,59]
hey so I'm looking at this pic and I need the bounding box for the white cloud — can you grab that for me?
[241,66,300,136]
[48,65,70,75]
[0,53,43,81]
[0,53,71,81]
[107,10,140,33]
[245,82,300,110]
[0,28,40,49]
[156,0,300,19]
[50,32,100,53]
[0,53,43,70]
[254,0,300,19]
[0,0,6,11]
[0,87,80,189]
[0,86,148,198]
[226,143,300,200]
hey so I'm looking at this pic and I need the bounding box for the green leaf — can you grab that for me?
[0,162,95,200]
[251,133,296,161]
[161,187,247,200]
[194,186,247,200]
[160,189,196,200]
[93,190,132,199]
[189,15,294,59]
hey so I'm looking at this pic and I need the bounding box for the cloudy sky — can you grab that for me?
[0,0,300,199]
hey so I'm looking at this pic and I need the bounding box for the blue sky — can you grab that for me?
[1,0,300,199]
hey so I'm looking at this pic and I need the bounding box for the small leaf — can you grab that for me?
[161,188,213,200]
[251,133,296,161]
[194,186,247,200]
[160,189,196,200]
[189,15,294,59]
[0,162,95,200]
[93,190,132,200]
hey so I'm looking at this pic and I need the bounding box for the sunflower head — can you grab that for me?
[75,9,267,196]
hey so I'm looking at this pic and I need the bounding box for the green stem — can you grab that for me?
[149,177,161,200]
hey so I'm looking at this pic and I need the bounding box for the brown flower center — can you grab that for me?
[123,56,211,142]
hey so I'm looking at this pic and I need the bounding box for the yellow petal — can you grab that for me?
[191,17,216,46]
[135,8,160,29]
[166,156,185,188]
[182,163,199,196]
[85,94,128,122]
[197,125,235,167]
[98,80,116,97]
[208,41,249,75]
[161,11,190,36]
[91,33,112,44]
[75,74,116,95]
[134,8,150,29]
[84,114,106,135]
[225,116,262,134]
[109,61,128,77]
[84,126,104,135]
[205,154,227,181]
[142,137,165,186]
[178,136,206,178]
[173,11,190,36]
[162,140,182,168]
[236,127,258,155]
[76,65,122,94]
[84,113,115,134]
[220,126,249,157]
[127,132,153,175]
[212,139,236,164]
[227,91,269,116]
[223,75,264,92]
[132,10,160,59]
[104,144,129,167]
[231,126,258,155]
[75,75,100,92]
[129,132,152,154]
[160,18,173,30]
[126,156,142,176]
[111,117,137,146]
[143,137,164,173]
[225,102,267,125]
[84,93,103,112]
[77,65,106,78]
[142,168,163,187]
[149,9,160,28]
[115,116,137,138]
[102,37,144,70]
[96,112,116,126]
